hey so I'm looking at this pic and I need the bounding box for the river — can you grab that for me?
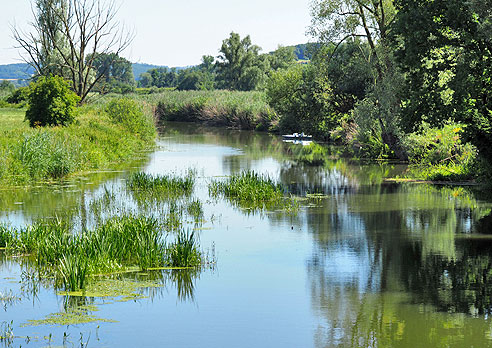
[1,122,492,347]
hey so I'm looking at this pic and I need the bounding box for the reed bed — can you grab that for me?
[209,171,286,210]
[0,216,205,292]
[150,90,278,131]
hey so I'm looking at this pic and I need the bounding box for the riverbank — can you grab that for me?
[0,103,156,186]
[137,90,278,131]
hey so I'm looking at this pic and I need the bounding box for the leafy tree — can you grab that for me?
[309,0,396,79]
[266,64,339,138]
[25,75,80,127]
[91,53,135,93]
[199,55,216,74]
[392,0,492,160]
[309,0,405,158]
[268,46,297,71]
[138,72,154,88]
[0,81,16,98]
[216,32,267,91]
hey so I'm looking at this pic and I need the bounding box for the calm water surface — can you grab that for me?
[1,123,492,347]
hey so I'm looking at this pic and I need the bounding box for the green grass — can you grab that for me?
[209,171,285,210]
[126,171,195,198]
[145,90,277,131]
[0,103,156,186]
[2,215,207,291]
[0,108,28,131]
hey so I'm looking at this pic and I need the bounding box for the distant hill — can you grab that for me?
[0,62,186,81]
[0,63,35,80]
[132,63,167,80]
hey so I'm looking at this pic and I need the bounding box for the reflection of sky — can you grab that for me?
[1,125,492,347]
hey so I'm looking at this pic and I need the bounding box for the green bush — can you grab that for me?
[25,76,80,127]
[404,122,478,181]
[265,64,338,139]
[105,98,155,139]
[6,87,29,105]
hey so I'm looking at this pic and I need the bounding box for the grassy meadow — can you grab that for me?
[0,102,156,186]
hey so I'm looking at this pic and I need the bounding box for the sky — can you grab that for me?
[0,0,313,67]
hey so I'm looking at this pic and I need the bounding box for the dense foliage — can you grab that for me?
[393,0,492,162]
[105,97,156,139]
[25,75,80,127]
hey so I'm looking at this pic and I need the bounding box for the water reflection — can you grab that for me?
[0,122,492,347]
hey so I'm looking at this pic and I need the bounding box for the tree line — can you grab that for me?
[6,0,492,180]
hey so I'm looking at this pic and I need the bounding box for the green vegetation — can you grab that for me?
[105,98,156,139]
[166,230,202,267]
[209,171,285,209]
[25,75,80,127]
[154,90,276,130]
[0,101,155,185]
[126,171,195,198]
[404,122,477,181]
[0,215,207,292]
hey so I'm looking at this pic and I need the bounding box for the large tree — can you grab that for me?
[309,0,405,158]
[91,52,135,92]
[215,32,267,91]
[13,0,134,103]
[309,0,396,78]
[393,0,492,160]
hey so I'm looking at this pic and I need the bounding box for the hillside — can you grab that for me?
[0,63,35,80]
[0,62,174,81]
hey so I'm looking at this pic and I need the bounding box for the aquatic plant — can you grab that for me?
[166,230,202,268]
[0,225,14,248]
[58,253,89,291]
[127,171,195,198]
[186,199,204,223]
[0,321,14,345]
[209,170,285,209]
[3,215,209,291]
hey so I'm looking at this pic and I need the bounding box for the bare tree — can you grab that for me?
[13,0,134,103]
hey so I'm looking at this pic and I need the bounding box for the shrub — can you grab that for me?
[6,86,30,105]
[404,122,478,181]
[105,98,155,139]
[25,76,80,127]
[265,64,337,139]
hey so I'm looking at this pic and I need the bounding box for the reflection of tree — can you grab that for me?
[298,162,492,346]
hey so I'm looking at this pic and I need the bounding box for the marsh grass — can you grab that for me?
[127,171,195,198]
[166,230,202,268]
[4,215,207,291]
[151,90,277,131]
[209,171,286,210]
